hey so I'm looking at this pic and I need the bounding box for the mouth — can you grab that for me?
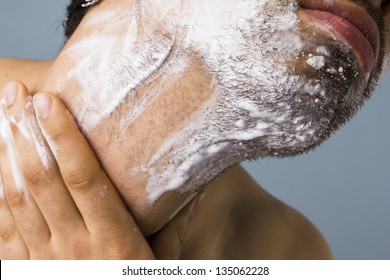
[297,0,380,73]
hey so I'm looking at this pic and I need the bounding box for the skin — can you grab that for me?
[0,0,389,259]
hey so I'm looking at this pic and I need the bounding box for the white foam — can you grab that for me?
[0,103,27,195]
[9,101,53,169]
[307,56,326,70]
[60,5,179,133]
[54,0,376,205]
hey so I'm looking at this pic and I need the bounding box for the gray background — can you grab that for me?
[0,0,389,259]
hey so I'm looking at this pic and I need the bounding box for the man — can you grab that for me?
[0,0,389,259]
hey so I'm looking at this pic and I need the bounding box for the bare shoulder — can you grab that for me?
[234,167,333,259]
[215,165,333,259]
[0,57,18,86]
[0,57,50,93]
[0,57,27,78]
[253,194,333,259]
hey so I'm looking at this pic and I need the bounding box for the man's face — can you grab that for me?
[126,0,390,159]
[51,0,390,231]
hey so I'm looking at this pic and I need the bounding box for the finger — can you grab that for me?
[0,82,51,250]
[4,83,86,239]
[0,171,29,259]
[33,92,137,233]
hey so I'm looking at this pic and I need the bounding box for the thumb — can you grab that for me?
[149,192,205,259]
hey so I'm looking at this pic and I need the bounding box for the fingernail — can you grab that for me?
[4,82,18,107]
[33,93,52,119]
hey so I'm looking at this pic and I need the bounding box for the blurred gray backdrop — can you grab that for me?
[1,0,389,259]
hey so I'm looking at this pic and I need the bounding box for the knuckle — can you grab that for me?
[101,240,132,259]
[50,232,92,259]
[99,234,153,259]
[65,239,91,260]
[0,223,18,245]
[105,246,131,259]
[65,167,99,191]
[118,244,153,259]
[49,129,69,146]
[22,163,46,186]
[22,163,54,195]
[6,190,26,209]
[48,122,74,146]
[71,249,90,260]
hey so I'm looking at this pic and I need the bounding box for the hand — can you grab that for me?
[0,81,154,259]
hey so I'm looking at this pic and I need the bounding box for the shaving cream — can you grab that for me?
[10,100,53,169]
[0,102,28,195]
[54,0,378,204]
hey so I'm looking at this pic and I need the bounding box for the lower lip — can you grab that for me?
[298,9,375,73]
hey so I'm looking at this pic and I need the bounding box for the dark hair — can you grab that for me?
[64,0,91,39]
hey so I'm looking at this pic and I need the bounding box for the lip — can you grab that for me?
[297,0,380,73]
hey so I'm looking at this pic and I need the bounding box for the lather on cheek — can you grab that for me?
[52,0,384,209]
